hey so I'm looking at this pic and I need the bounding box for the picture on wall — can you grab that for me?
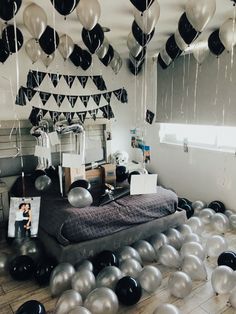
[8,197,41,239]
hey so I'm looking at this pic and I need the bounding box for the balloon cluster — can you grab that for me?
[127,0,160,75]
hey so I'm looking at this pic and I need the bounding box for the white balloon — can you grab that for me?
[185,0,216,32]
[183,233,201,244]
[177,224,193,237]
[181,255,207,281]
[229,214,236,229]
[58,34,74,60]
[153,304,180,314]
[55,290,82,314]
[187,217,204,234]
[219,18,236,52]
[193,42,209,65]
[127,32,143,57]
[96,266,122,290]
[41,51,55,68]
[199,208,215,224]
[71,270,96,300]
[134,0,160,34]
[229,288,236,309]
[174,29,188,51]
[116,246,142,264]
[160,49,172,66]
[132,240,156,262]
[138,265,162,293]
[211,266,235,294]
[23,3,47,39]
[96,37,110,59]
[180,242,205,261]
[168,271,192,298]
[75,260,93,273]
[76,0,101,31]
[158,245,181,268]
[110,51,123,74]
[148,233,169,255]
[211,213,229,233]
[119,258,142,278]
[50,263,75,297]
[164,228,183,250]
[192,200,207,210]
[206,235,228,257]
[25,38,42,64]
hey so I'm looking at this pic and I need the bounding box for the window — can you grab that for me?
[159,123,236,153]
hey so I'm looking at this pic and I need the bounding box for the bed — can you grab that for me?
[38,186,187,264]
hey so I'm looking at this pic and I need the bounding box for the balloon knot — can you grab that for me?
[64,16,67,21]
[47,55,49,58]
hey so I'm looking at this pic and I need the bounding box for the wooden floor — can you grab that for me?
[0,226,236,314]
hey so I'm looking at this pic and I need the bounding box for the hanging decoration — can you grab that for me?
[99,45,114,66]
[165,34,182,60]
[130,0,154,13]
[23,3,47,40]
[2,25,24,54]
[58,34,74,60]
[0,0,22,21]
[208,29,225,56]
[50,0,80,17]
[76,0,101,31]
[82,23,104,54]
[25,39,42,64]
[39,26,59,55]
[0,39,10,63]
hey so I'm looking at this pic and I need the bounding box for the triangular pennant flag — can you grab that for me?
[32,70,46,88]
[100,105,114,120]
[48,73,62,88]
[63,75,76,88]
[91,94,101,106]
[120,88,128,103]
[24,87,37,102]
[67,95,78,108]
[39,91,51,106]
[29,107,40,125]
[26,71,35,89]
[63,112,75,124]
[78,76,88,88]
[15,87,26,106]
[113,88,123,101]
[37,108,47,121]
[49,110,62,123]
[42,109,48,117]
[77,111,87,124]
[79,95,90,108]
[53,94,65,107]
[88,108,98,121]
[91,75,107,91]
[102,92,112,104]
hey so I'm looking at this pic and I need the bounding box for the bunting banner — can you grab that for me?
[15,86,128,108]
[26,70,107,91]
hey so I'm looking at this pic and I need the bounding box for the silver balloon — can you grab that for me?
[116,246,142,264]
[75,260,93,273]
[138,265,162,293]
[76,0,101,31]
[35,174,52,191]
[229,214,236,229]
[211,266,235,294]
[119,258,142,278]
[153,303,180,314]
[193,42,209,65]
[187,217,204,234]
[183,233,201,244]
[59,34,74,60]
[23,3,47,39]
[132,240,156,262]
[206,235,228,257]
[181,255,207,281]
[164,228,183,250]
[148,233,169,255]
[180,241,205,261]
[127,32,142,57]
[50,263,75,297]
[199,208,215,224]
[192,200,207,211]
[68,307,92,314]
[174,29,188,51]
[168,271,192,298]
[0,253,8,274]
[177,224,193,237]
[110,51,122,74]
[55,289,83,314]
[185,0,216,32]
[17,239,43,262]
[71,270,96,300]
[84,287,119,314]
[96,37,109,59]
[41,51,55,68]
[134,0,160,34]
[158,245,181,268]
[25,38,42,64]
[96,266,122,290]
[219,18,236,52]
[68,187,93,208]
[211,213,229,234]
[229,289,236,309]
[160,49,172,67]
[225,210,234,217]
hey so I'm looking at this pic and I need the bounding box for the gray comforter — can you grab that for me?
[39,186,178,245]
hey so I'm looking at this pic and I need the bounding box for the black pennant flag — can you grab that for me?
[39,91,51,106]
[67,95,78,108]
[53,94,65,107]
[113,88,123,101]
[63,75,76,88]
[79,95,90,108]
[78,76,88,88]
[102,92,112,104]
[77,111,87,123]
[27,71,46,89]
[48,73,62,88]
[49,110,62,123]
[28,107,48,125]
[88,109,98,121]
[24,87,37,102]
[120,88,128,103]
[63,112,75,124]
[100,105,114,120]
[91,94,101,106]
[15,87,26,106]
[146,109,155,124]
[91,75,107,91]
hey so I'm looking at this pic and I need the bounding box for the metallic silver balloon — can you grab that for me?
[219,18,236,51]
[59,34,74,60]
[134,0,160,34]
[76,0,101,31]
[132,240,156,262]
[229,214,236,230]
[206,235,228,258]
[177,224,193,237]
[50,263,75,297]
[68,187,93,208]
[225,210,234,217]
[110,51,122,74]
[148,233,169,255]
[181,255,207,281]
[119,258,142,278]
[187,217,204,234]
[84,287,119,314]
[211,213,229,234]
[138,265,162,293]
[116,246,142,264]
[193,41,209,65]
[0,253,8,275]
[55,289,83,314]
[127,32,142,57]
[229,289,236,309]
[160,49,172,66]
[96,37,109,59]
[23,3,47,39]
[180,242,205,261]
[168,271,192,298]
[183,233,201,244]
[17,239,43,262]
[71,270,96,300]
[199,208,215,224]
[75,260,93,273]
[25,38,42,64]
[68,307,92,314]
[192,200,207,211]
[158,245,181,268]
[96,266,122,290]
[164,228,183,250]
[153,303,180,314]
[211,266,235,294]
[174,29,188,51]
[35,174,52,191]
[41,51,55,68]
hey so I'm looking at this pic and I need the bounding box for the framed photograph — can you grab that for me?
[8,197,41,239]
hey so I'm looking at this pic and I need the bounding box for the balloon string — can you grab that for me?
[13,14,19,94]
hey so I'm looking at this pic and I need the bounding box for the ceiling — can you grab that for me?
[2,0,236,58]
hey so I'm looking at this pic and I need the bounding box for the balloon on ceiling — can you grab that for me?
[0,0,22,21]
[50,0,80,16]
[23,3,47,40]
[2,25,24,54]
[39,26,59,55]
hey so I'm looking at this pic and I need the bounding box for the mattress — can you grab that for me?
[39,186,178,245]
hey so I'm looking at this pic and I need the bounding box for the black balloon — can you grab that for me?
[166,34,182,60]
[0,0,22,21]
[181,203,194,219]
[178,197,192,208]
[208,30,225,57]
[128,59,143,75]
[157,54,168,70]
[134,47,146,62]
[69,44,83,67]
[218,251,236,270]
[115,276,142,306]
[82,24,104,54]
[2,25,24,53]
[132,20,155,47]
[208,200,226,213]
[128,170,141,184]
[92,250,119,275]
[0,39,10,63]
[80,49,92,70]
[116,166,128,183]
[9,255,35,281]
[178,13,199,45]
[69,179,91,191]
[100,45,114,66]
[39,26,59,55]
[130,0,154,12]
[31,170,46,182]
[16,300,46,314]
[50,0,80,16]
[34,257,57,285]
